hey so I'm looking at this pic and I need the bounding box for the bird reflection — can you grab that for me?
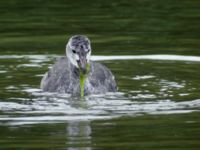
[66,121,92,150]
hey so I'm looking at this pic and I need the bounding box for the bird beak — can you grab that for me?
[77,55,88,74]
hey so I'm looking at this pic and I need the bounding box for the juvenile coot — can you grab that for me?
[40,35,117,96]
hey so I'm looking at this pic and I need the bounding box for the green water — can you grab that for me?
[0,0,200,150]
[0,0,200,55]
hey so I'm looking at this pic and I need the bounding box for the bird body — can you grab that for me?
[40,35,117,96]
[41,57,117,96]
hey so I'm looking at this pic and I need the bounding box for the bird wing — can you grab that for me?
[90,62,117,92]
[40,57,70,92]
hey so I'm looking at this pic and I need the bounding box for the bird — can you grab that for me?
[40,35,117,96]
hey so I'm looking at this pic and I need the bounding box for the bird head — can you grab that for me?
[66,35,91,74]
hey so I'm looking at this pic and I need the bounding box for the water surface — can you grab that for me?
[0,0,200,149]
[0,54,200,149]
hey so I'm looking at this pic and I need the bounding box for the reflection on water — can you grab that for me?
[0,0,200,149]
[0,54,200,126]
[0,54,200,149]
[1,90,199,126]
[67,121,91,150]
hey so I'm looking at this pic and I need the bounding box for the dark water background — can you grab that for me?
[0,0,200,150]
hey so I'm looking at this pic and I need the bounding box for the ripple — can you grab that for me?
[17,64,42,68]
[0,90,200,126]
[92,55,200,62]
[0,54,200,126]
[159,79,185,92]
[0,70,7,74]
[1,54,200,62]
[132,94,157,99]
[132,75,155,80]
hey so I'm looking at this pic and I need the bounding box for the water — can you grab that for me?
[0,54,200,149]
[1,0,200,149]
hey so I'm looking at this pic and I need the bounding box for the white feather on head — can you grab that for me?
[66,35,91,68]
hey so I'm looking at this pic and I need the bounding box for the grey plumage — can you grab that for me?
[40,35,117,96]
[41,57,117,96]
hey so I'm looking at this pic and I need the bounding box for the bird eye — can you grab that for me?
[72,50,76,54]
